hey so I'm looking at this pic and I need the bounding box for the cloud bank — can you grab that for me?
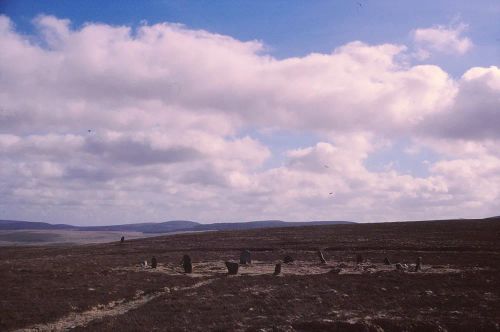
[0,15,498,224]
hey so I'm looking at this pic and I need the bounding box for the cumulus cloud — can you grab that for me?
[0,15,498,224]
[0,15,457,135]
[412,23,473,59]
[421,66,500,140]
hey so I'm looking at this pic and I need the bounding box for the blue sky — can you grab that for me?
[1,1,499,224]
[3,0,499,74]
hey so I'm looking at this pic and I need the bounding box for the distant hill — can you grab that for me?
[0,220,76,231]
[80,220,199,233]
[185,220,353,232]
[0,219,353,233]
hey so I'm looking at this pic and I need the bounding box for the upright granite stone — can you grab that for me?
[240,250,251,264]
[225,261,239,275]
[317,250,327,264]
[182,255,192,273]
[415,257,422,272]
[274,263,281,275]
[151,256,157,269]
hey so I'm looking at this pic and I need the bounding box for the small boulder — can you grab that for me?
[283,255,294,264]
[356,254,364,264]
[225,261,239,275]
[383,257,391,265]
[151,256,157,269]
[396,263,408,271]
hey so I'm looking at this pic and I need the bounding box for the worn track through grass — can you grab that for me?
[14,279,215,332]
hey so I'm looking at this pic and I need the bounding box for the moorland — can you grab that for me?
[1,218,499,331]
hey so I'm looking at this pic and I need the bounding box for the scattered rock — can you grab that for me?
[181,255,192,273]
[225,261,239,275]
[240,249,251,264]
[283,255,294,264]
[396,263,408,271]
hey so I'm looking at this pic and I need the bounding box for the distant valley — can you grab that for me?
[0,219,353,245]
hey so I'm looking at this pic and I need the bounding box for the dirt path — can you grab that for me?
[14,279,214,332]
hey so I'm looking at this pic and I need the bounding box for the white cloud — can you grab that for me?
[412,23,472,59]
[421,66,500,140]
[0,15,457,136]
[0,15,498,224]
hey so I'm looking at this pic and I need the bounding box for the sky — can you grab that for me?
[0,1,499,225]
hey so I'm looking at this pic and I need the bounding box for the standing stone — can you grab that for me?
[415,257,422,272]
[317,250,327,264]
[151,256,157,269]
[120,236,125,244]
[356,254,364,264]
[240,250,251,264]
[225,261,239,275]
[283,255,294,264]
[274,263,281,275]
[182,255,192,273]
[384,257,391,265]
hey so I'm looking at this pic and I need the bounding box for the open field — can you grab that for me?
[0,230,159,246]
[1,219,499,331]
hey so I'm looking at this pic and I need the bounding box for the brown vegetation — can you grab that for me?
[1,219,499,331]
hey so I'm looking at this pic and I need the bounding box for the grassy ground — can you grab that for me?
[1,219,499,331]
